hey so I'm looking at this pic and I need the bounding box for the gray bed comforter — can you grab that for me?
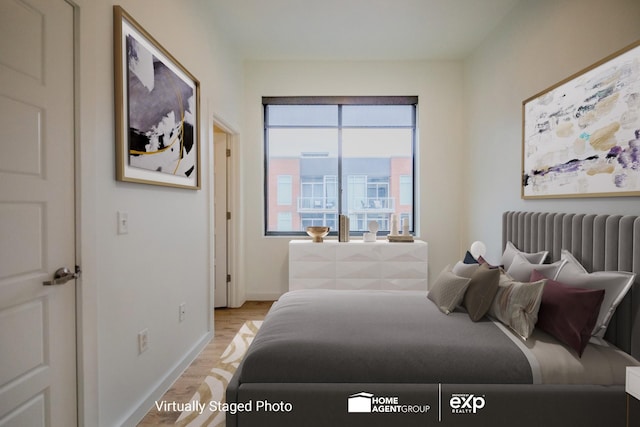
[238,289,533,384]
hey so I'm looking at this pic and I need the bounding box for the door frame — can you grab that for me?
[73,0,100,425]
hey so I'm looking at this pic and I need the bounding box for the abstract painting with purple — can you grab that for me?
[522,41,640,198]
[114,6,199,189]
[126,35,196,178]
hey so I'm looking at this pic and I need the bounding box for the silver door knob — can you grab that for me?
[43,267,79,286]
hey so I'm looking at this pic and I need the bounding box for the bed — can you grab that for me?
[227,211,640,426]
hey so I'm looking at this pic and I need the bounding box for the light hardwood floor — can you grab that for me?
[137,301,274,426]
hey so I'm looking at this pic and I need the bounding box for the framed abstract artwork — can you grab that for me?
[114,6,200,189]
[522,40,640,199]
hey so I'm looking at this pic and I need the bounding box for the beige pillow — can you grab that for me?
[452,261,480,278]
[428,265,471,314]
[463,264,500,322]
[488,272,546,339]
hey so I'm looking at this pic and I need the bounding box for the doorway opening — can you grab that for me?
[213,124,232,308]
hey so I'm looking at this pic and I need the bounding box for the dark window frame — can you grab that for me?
[264,96,418,237]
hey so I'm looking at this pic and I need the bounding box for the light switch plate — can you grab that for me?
[117,211,129,235]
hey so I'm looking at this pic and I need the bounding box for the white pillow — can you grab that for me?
[505,252,565,282]
[556,249,636,337]
[501,241,548,270]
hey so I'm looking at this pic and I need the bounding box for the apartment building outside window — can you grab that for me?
[264,96,417,236]
[276,175,292,205]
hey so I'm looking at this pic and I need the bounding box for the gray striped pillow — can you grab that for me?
[488,273,546,339]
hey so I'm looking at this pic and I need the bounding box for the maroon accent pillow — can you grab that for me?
[531,270,604,357]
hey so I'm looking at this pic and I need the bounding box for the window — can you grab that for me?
[264,96,417,235]
[277,212,292,230]
[277,175,292,205]
[400,175,412,205]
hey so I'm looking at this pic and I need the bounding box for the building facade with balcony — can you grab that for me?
[267,155,413,234]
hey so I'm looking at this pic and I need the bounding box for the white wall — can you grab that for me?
[240,60,465,299]
[76,0,243,425]
[464,0,640,263]
[70,0,639,424]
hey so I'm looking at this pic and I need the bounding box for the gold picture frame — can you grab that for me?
[114,6,200,189]
[522,40,640,199]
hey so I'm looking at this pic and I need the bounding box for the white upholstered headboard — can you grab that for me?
[502,211,640,359]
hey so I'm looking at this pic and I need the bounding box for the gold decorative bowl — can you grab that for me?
[306,226,330,242]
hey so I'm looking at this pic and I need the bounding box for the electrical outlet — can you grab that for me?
[138,328,149,354]
[179,303,186,322]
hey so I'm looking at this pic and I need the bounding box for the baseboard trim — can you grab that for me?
[121,330,213,427]
[245,291,282,301]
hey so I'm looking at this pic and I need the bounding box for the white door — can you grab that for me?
[214,130,229,308]
[0,0,77,426]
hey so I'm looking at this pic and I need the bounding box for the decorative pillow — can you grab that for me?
[463,263,501,322]
[478,256,499,269]
[428,265,471,314]
[501,241,548,270]
[452,261,480,278]
[505,252,566,282]
[531,269,604,356]
[463,251,479,264]
[488,272,546,339]
[556,249,636,337]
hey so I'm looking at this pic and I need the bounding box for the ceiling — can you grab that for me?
[205,0,521,61]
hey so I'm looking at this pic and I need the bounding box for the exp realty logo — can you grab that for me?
[449,393,486,414]
[348,392,430,414]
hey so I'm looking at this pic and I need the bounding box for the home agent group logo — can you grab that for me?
[348,392,374,413]
[347,391,430,414]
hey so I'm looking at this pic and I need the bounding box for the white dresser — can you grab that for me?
[288,240,428,291]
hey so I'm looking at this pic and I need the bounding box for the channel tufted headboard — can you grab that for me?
[502,211,640,359]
